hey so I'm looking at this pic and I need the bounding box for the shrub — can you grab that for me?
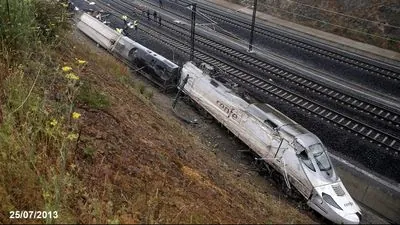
[0,0,70,61]
[77,83,111,110]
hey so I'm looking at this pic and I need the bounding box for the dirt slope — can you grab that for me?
[63,31,317,223]
[0,25,317,223]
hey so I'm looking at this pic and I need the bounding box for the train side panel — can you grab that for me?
[181,62,286,170]
[181,62,361,224]
[76,13,179,88]
[76,12,120,50]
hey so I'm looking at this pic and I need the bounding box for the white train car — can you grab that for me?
[74,11,362,224]
[76,12,179,88]
[179,62,362,224]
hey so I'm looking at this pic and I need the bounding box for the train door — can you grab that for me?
[272,136,289,162]
[281,139,313,198]
[241,116,272,157]
[271,136,291,188]
[155,64,168,80]
[128,47,138,63]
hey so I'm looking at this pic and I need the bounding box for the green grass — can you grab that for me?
[77,82,111,110]
[83,146,96,158]
[0,0,70,61]
[0,1,77,223]
[119,75,155,100]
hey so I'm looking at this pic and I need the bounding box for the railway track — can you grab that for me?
[173,0,400,83]
[92,0,400,156]
[128,0,400,124]
[113,0,400,130]
[101,0,400,132]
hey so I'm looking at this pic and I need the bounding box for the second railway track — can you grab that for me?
[93,0,400,158]
[113,0,400,131]
[174,0,400,83]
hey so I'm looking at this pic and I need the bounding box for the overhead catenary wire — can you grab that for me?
[286,0,400,30]
[127,0,397,66]
[169,0,399,44]
[256,1,400,43]
[149,0,242,40]
[180,2,242,40]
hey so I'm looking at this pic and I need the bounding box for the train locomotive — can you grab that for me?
[76,12,362,224]
[179,62,362,224]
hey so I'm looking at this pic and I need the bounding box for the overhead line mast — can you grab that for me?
[190,3,197,61]
[248,0,258,52]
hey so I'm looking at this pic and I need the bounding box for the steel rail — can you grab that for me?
[102,0,400,131]
[93,0,400,156]
[175,0,400,82]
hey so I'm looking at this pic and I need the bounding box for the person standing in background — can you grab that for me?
[153,11,157,20]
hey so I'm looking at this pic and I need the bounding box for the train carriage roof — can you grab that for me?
[247,103,310,139]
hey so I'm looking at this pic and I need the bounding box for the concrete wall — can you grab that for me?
[332,157,400,223]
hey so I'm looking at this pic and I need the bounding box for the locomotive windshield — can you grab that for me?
[299,150,315,171]
[295,138,332,173]
[294,140,316,171]
[309,144,331,171]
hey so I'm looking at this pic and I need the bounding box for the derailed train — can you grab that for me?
[76,12,362,224]
[76,12,180,88]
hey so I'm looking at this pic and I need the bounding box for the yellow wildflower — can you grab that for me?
[50,119,58,126]
[62,66,72,72]
[72,112,81,119]
[43,191,51,200]
[65,73,80,80]
[77,59,87,65]
[67,133,79,140]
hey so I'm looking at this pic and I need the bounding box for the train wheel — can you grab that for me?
[262,161,273,177]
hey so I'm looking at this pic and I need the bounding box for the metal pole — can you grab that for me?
[248,0,258,52]
[190,3,197,61]
[6,0,10,21]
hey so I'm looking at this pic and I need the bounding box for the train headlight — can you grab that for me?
[322,192,343,210]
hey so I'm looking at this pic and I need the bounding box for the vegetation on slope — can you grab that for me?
[229,0,400,52]
[0,0,316,223]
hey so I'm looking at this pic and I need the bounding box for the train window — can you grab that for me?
[264,119,277,129]
[128,47,138,57]
[299,151,315,172]
[309,144,331,171]
[210,79,219,87]
[156,65,167,76]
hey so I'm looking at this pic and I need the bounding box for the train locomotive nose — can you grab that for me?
[308,183,362,225]
[342,213,360,224]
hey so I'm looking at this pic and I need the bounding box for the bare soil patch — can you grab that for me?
[66,29,319,223]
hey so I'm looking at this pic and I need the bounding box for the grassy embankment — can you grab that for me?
[0,0,316,223]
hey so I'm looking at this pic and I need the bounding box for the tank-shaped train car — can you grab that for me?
[76,12,179,88]
[179,62,362,224]
[74,11,362,224]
